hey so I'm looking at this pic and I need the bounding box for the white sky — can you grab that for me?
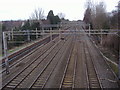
[0,0,119,21]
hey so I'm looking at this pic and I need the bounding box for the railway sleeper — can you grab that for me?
[17,75,27,79]
[35,81,45,85]
[64,78,72,80]
[62,84,72,88]
[90,84,100,88]
[90,82,100,85]
[63,82,72,85]
[10,81,20,85]
[32,83,45,88]
[18,74,28,78]
[89,75,98,78]
[32,85,43,88]
[8,83,18,87]
[6,85,16,89]
[36,78,45,82]
[63,79,72,83]
[90,79,99,82]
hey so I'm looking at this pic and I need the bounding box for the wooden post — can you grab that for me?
[89,24,90,36]
[3,32,9,74]
[8,31,11,41]
[42,27,44,38]
[36,28,38,39]
[27,30,30,41]
[42,27,44,34]
[59,29,61,39]
[50,28,52,41]
[12,28,14,40]
[101,29,103,45]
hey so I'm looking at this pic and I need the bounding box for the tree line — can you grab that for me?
[21,9,65,30]
[83,0,120,65]
[83,0,120,29]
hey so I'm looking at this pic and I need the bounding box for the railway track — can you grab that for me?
[1,34,59,67]
[29,35,73,89]
[84,41,102,88]
[1,34,58,72]
[59,35,77,89]
[42,34,75,88]
[2,28,118,89]
[73,34,88,88]
[2,35,60,80]
[2,34,70,89]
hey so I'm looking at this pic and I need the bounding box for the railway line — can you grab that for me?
[44,33,75,88]
[29,35,73,89]
[1,34,58,67]
[2,35,59,78]
[2,28,119,89]
[84,41,102,88]
[2,32,71,89]
[59,36,76,89]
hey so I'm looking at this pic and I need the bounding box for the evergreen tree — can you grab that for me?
[47,10,55,24]
[22,20,31,30]
[47,10,61,24]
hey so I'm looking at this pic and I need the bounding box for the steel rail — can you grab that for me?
[29,35,72,89]
[1,35,57,73]
[1,34,51,64]
[84,41,102,89]
[82,41,90,89]
[2,36,62,89]
[72,39,78,88]
[59,34,75,89]
[15,36,66,89]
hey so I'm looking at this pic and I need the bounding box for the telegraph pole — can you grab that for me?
[118,34,120,80]
[3,32,9,74]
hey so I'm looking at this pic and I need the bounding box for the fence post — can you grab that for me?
[3,32,9,74]
[89,24,90,36]
[36,28,38,39]
[59,29,61,39]
[50,28,52,41]
[101,29,103,45]
[27,30,30,41]
[42,27,44,38]
[8,31,11,41]
[12,28,14,40]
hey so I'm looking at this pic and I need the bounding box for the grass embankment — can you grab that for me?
[107,61,118,76]
[1,38,41,58]
[98,45,118,77]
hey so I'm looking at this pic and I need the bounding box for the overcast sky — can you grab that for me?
[0,0,119,21]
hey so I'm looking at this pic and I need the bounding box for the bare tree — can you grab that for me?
[30,8,45,21]
[84,1,109,29]
[93,2,108,29]
[58,13,65,19]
